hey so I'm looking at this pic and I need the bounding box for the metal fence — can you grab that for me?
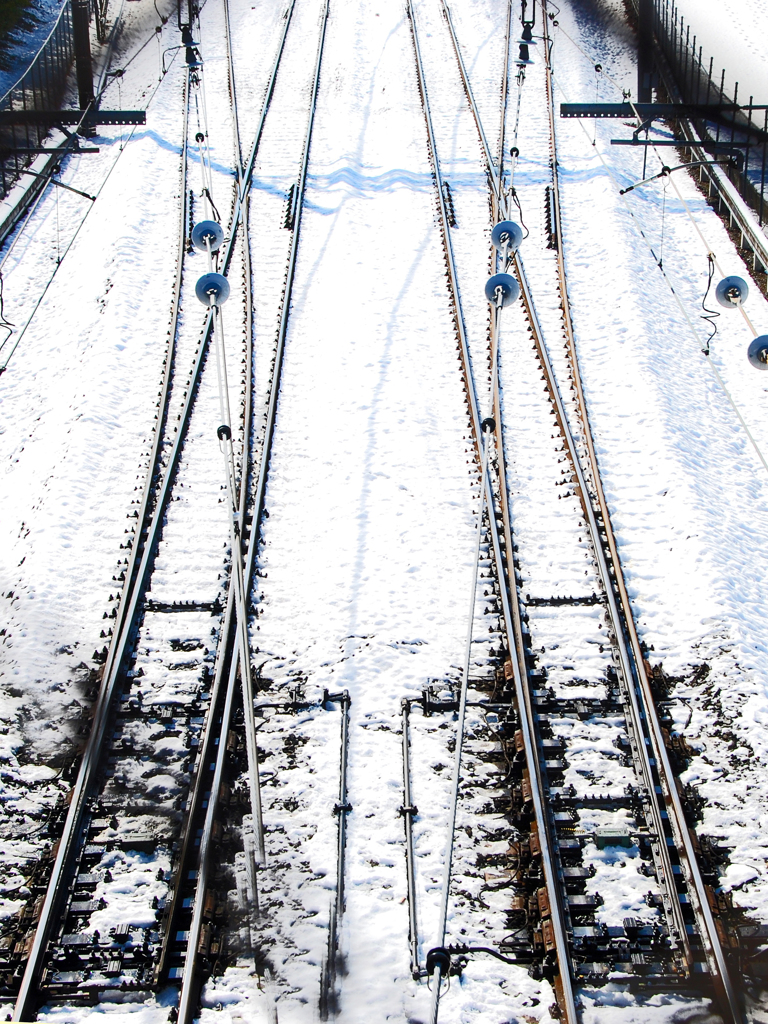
[649,0,768,228]
[0,1,75,198]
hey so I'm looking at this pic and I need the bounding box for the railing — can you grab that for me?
[0,1,75,199]
[647,0,768,230]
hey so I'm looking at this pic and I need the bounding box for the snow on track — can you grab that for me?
[536,0,768,950]
[0,6,188,924]
[200,0,551,1020]
[238,0,488,1014]
[0,0,283,1016]
[1,0,768,1021]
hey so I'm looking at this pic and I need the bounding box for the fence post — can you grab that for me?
[71,0,93,110]
[638,0,654,102]
[647,0,767,244]
[759,110,767,228]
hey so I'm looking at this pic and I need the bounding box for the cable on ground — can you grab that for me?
[700,253,720,351]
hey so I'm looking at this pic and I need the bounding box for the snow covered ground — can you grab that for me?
[0,0,67,98]
[672,0,768,108]
[1,0,768,1021]
[0,0,188,935]
[545,0,768,935]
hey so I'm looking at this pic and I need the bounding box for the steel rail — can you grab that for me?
[437,30,550,984]
[176,2,329,1015]
[436,0,717,1014]
[160,0,259,1002]
[429,402,496,1024]
[450,0,743,1012]
[433,2,578,1016]
[224,0,266,879]
[539,8,742,1019]
[13,4,299,1015]
[174,15,338,976]
[440,2,502,204]
[174,598,240,1024]
[496,0,513,182]
[88,61,192,752]
[160,0,304,997]
[485,1,528,838]
[513,250,693,958]
[443,0,707,1007]
[152,578,236,982]
[439,5,536,747]
[229,0,265,888]
[251,0,330,537]
[223,0,243,176]
[405,0,481,453]
[479,47,558,1020]
[406,5,578,1023]
[11,63,193,1022]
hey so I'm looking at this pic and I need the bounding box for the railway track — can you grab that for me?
[194,0,514,1018]
[405,0,748,1021]
[0,1,762,1022]
[7,35,203,1017]
[0,1,312,1017]
[173,2,331,1020]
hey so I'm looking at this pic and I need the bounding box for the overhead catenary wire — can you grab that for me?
[188,15,217,220]
[0,0,191,364]
[611,65,762,343]
[180,264,267,1022]
[481,48,578,1012]
[545,8,758,318]
[496,0,513,183]
[55,183,60,266]
[651,154,761,337]
[439,5,698,1019]
[223,0,243,177]
[446,20,583,1004]
[203,233,266,877]
[397,18,529,1000]
[175,585,241,1024]
[8,0,754,1018]
[701,252,721,344]
[175,3,328,1013]
[409,4,580,1021]
[507,67,526,190]
[0,0,173,281]
[428,308,500,1024]
[619,158,731,196]
[658,173,668,267]
[216,313,265,863]
[222,0,264,925]
[0,273,13,345]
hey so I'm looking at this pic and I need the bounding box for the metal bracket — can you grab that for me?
[632,117,655,141]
